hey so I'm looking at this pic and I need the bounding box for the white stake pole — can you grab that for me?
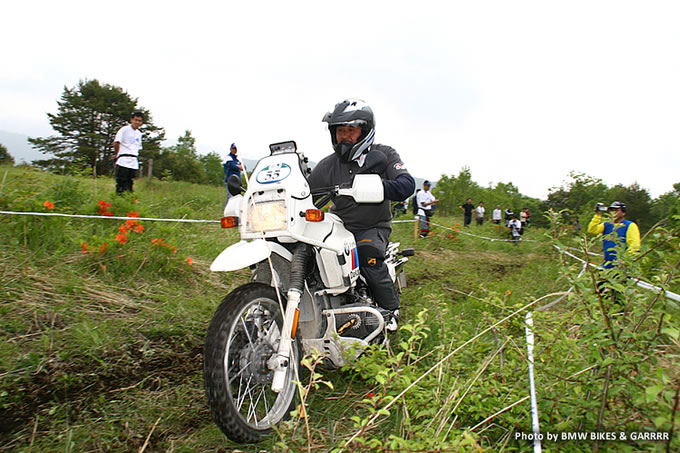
[525,311,542,453]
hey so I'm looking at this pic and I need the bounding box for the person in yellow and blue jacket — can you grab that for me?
[588,201,641,269]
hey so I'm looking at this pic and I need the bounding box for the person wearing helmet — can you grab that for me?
[307,99,415,330]
[588,201,641,269]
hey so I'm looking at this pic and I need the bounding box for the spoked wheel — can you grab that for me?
[204,283,300,443]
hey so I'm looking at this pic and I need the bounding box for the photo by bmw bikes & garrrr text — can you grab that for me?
[203,141,414,443]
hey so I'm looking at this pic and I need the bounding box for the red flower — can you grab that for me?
[125,219,137,228]
[132,224,144,233]
[366,392,376,398]
[115,233,128,244]
[448,233,453,239]
[454,238,459,241]
[99,242,108,253]
[43,201,54,210]
[97,200,113,216]
[81,242,88,253]
[186,257,193,266]
[126,211,139,218]
[119,225,128,234]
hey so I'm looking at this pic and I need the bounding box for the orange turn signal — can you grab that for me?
[220,216,239,228]
[291,308,300,339]
[305,209,324,222]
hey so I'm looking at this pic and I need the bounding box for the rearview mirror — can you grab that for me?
[227,174,244,196]
[338,174,384,203]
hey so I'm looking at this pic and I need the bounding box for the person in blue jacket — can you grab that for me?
[588,201,640,269]
[223,143,243,202]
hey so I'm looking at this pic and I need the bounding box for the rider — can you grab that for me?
[307,99,415,330]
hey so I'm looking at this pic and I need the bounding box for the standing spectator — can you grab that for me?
[417,180,439,237]
[524,208,531,227]
[476,202,485,226]
[113,112,144,194]
[223,143,243,202]
[588,201,640,269]
[460,198,474,227]
[520,208,528,227]
[504,205,514,227]
[492,205,502,224]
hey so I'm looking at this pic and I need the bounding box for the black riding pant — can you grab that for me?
[353,227,399,311]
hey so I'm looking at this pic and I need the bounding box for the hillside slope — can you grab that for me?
[0,166,678,452]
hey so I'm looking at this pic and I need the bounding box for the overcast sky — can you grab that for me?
[2,1,678,199]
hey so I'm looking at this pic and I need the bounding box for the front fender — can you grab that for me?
[210,239,272,272]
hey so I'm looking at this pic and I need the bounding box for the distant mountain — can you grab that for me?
[0,130,43,164]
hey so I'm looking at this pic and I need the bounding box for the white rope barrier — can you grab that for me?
[4,209,677,302]
[553,244,680,303]
[393,217,539,242]
[0,210,220,223]
[429,220,539,242]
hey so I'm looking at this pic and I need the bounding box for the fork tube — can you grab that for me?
[271,288,302,392]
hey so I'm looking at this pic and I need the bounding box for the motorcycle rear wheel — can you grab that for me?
[204,283,300,443]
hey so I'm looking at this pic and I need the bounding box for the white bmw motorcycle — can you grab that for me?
[203,141,413,443]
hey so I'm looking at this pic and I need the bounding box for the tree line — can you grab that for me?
[431,168,679,232]
[21,79,224,186]
[3,78,678,230]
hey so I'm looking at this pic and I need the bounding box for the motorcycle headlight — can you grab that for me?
[246,200,287,232]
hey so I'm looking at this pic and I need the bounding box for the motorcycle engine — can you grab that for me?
[333,303,382,339]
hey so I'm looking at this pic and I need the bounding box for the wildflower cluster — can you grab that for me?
[43,200,54,210]
[151,237,176,254]
[97,200,114,217]
[447,223,461,241]
[115,211,143,244]
[151,237,193,266]
[76,199,194,269]
[80,241,109,254]
[80,201,144,253]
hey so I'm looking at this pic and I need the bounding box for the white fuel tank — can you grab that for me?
[306,213,360,294]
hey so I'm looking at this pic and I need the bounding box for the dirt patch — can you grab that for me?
[0,332,205,438]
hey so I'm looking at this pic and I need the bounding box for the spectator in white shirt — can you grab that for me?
[476,202,485,226]
[113,112,144,194]
[416,180,439,237]
[492,205,502,224]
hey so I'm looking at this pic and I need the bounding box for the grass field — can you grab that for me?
[1,166,678,452]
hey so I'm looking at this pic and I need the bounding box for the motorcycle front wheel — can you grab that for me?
[204,283,300,443]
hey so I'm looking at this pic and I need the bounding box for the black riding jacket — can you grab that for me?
[307,144,415,232]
